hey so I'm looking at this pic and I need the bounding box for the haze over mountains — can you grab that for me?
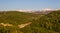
[1,9,60,14]
[16,9,60,14]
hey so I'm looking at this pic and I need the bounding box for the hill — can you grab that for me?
[20,10,60,33]
[0,11,41,24]
[0,10,60,33]
[0,11,43,33]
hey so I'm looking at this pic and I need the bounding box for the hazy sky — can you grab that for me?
[0,0,60,10]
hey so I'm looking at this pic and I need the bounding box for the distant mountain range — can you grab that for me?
[0,9,60,14]
[16,9,60,14]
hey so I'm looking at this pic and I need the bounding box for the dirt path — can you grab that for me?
[0,23,13,26]
[0,22,32,28]
[18,22,32,28]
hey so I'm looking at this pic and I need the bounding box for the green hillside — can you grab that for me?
[0,11,41,25]
[0,11,42,33]
[30,10,60,33]
[20,10,60,33]
[0,10,60,33]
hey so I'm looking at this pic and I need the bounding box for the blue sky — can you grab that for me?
[0,0,60,10]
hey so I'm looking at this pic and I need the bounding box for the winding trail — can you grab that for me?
[18,22,32,28]
[0,22,32,28]
[0,23,13,26]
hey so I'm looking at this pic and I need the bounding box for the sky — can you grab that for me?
[0,0,60,11]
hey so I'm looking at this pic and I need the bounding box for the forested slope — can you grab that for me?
[20,10,60,33]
